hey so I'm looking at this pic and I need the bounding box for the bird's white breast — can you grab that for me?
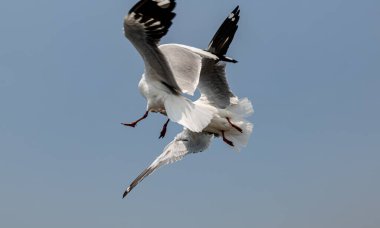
[138,74,167,113]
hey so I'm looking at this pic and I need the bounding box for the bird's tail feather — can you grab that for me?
[165,95,215,132]
[224,120,253,150]
[228,97,254,118]
[224,98,254,150]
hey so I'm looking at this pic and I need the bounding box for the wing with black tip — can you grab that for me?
[122,129,213,198]
[123,0,181,93]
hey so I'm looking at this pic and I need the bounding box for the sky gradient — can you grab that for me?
[1,0,379,227]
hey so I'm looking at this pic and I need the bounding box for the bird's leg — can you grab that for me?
[226,117,243,133]
[222,131,234,147]
[122,111,149,128]
[159,119,170,139]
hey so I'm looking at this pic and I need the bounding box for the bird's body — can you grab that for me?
[138,74,168,114]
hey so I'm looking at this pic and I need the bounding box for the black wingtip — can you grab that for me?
[219,55,238,63]
[232,5,240,14]
[207,5,241,63]
[122,190,129,199]
[126,0,177,43]
[129,0,176,14]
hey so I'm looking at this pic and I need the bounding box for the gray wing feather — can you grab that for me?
[122,129,213,198]
[198,60,235,109]
[159,44,202,95]
[123,0,181,93]
[197,6,240,108]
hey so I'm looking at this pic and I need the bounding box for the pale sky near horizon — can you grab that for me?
[1,0,379,227]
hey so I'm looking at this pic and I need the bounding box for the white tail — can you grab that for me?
[225,120,253,151]
[229,97,254,118]
[225,98,254,150]
[164,95,216,132]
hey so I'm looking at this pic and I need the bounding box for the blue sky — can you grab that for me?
[0,0,379,227]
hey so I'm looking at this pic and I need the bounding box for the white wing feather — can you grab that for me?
[123,129,213,198]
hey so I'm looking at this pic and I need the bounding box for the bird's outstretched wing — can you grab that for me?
[159,44,219,96]
[198,6,240,109]
[124,0,181,93]
[207,6,240,62]
[123,129,213,198]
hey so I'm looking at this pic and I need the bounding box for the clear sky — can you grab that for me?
[0,0,379,227]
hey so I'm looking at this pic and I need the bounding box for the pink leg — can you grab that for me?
[122,111,149,128]
[226,117,243,133]
[222,131,234,147]
[159,119,170,139]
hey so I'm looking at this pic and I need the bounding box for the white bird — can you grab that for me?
[122,0,225,133]
[122,6,253,198]
[195,6,253,149]
[155,6,253,147]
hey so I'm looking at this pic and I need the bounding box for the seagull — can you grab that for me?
[195,6,253,149]
[156,6,252,147]
[122,0,234,133]
[122,6,254,198]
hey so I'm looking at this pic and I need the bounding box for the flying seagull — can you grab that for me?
[195,6,253,149]
[122,5,253,198]
[156,6,251,147]
[122,0,235,133]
